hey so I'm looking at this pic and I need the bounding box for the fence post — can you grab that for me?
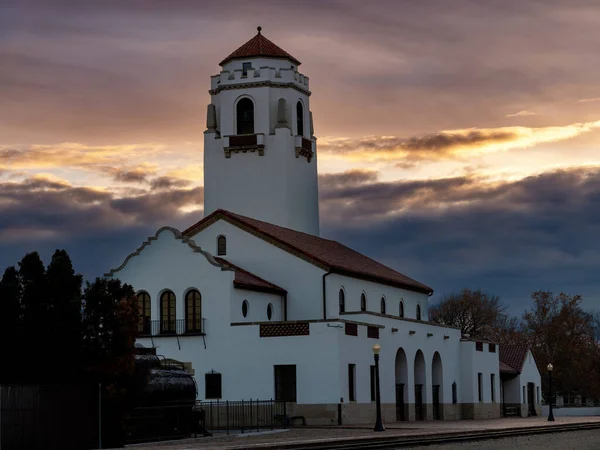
[226,400,229,435]
[241,399,244,434]
[98,382,102,450]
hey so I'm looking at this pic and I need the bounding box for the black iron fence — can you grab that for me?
[0,384,101,450]
[139,318,205,337]
[196,399,288,434]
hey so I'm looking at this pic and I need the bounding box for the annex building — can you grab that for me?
[106,28,542,425]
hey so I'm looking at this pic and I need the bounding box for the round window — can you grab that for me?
[242,300,249,318]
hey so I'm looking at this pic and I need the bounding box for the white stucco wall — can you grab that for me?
[107,228,234,332]
[336,313,461,405]
[519,350,543,405]
[459,341,500,405]
[231,289,283,323]
[189,220,326,320]
[327,273,429,321]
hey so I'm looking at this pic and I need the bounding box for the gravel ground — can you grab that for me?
[409,429,600,450]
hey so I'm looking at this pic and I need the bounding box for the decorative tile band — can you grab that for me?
[260,322,310,337]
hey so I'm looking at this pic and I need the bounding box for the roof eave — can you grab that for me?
[329,267,434,296]
[219,54,301,67]
[233,281,287,295]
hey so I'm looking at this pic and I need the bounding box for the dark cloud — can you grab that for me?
[149,176,191,190]
[0,177,203,245]
[319,167,600,314]
[318,169,378,189]
[320,131,516,162]
[113,168,150,183]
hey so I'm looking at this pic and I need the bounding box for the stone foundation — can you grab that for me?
[287,401,501,425]
[461,402,501,419]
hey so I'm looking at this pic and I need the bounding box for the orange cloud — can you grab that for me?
[319,120,600,164]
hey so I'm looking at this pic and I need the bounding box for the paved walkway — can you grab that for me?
[124,416,600,450]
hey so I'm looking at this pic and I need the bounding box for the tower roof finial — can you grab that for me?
[257,26,262,34]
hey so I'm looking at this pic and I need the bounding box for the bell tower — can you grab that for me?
[203,27,320,236]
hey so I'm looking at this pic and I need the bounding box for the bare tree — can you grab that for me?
[429,288,508,339]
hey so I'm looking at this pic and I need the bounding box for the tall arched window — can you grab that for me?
[339,289,345,313]
[267,303,273,321]
[296,101,304,136]
[217,235,227,256]
[137,292,151,335]
[185,289,202,333]
[399,299,404,318]
[381,297,386,314]
[160,291,176,334]
[236,98,254,135]
[416,304,422,321]
[242,300,249,318]
[360,293,366,312]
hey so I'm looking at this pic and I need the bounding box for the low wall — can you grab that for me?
[541,405,600,417]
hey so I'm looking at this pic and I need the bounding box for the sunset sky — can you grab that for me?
[2,0,600,314]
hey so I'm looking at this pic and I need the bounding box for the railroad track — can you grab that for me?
[234,422,600,450]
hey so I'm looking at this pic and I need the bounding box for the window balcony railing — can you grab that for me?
[294,135,315,162]
[138,318,205,337]
[224,133,265,158]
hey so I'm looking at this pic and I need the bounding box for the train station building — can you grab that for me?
[106,28,542,425]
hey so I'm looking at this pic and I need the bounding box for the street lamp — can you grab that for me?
[373,343,385,432]
[547,363,555,422]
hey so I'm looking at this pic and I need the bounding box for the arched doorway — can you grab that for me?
[395,348,408,421]
[414,350,426,420]
[432,352,443,420]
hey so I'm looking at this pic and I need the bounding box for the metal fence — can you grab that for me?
[196,399,288,434]
[0,384,99,450]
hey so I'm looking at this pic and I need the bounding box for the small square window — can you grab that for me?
[476,342,483,351]
[489,343,496,353]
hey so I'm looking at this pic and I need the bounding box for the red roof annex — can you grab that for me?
[220,27,301,66]
[499,344,531,373]
[183,209,434,295]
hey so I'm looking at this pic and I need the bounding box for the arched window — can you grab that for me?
[267,303,273,321]
[236,98,254,135]
[296,101,304,136]
[185,290,202,332]
[360,293,366,312]
[416,304,422,321]
[380,297,386,314]
[217,235,227,256]
[339,289,345,313]
[160,291,176,334]
[242,300,249,318]
[137,292,151,335]
[399,299,404,318]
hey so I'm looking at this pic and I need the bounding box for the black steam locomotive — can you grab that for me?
[125,345,204,443]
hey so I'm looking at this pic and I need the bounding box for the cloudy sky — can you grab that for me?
[2,0,600,315]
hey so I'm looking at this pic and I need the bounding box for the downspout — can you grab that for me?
[322,270,333,320]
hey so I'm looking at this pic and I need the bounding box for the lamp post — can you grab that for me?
[373,343,385,431]
[547,363,555,422]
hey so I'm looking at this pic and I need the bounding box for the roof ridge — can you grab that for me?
[184,210,433,295]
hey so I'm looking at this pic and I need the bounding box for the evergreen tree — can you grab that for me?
[18,252,49,382]
[46,249,83,382]
[0,266,23,383]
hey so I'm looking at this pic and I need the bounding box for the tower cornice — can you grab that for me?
[209,80,311,97]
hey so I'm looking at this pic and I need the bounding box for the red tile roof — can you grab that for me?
[220,27,301,66]
[499,361,519,374]
[183,210,433,295]
[499,344,530,374]
[215,257,286,295]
